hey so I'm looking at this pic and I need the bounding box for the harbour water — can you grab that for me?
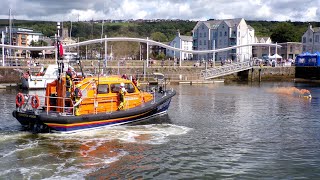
[1,82,320,179]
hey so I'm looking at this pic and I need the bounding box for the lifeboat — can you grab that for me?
[12,73,176,133]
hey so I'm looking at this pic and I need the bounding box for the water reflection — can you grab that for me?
[1,82,320,179]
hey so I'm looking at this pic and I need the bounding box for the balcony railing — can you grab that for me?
[229,42,236,46]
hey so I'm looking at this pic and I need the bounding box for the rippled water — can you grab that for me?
[1,82,320,179]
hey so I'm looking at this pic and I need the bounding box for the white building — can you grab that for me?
[167,31,193,60]
[0,27,43,57]
[192,18,255,62]
[302,24,320,53]
[253,37,273,58]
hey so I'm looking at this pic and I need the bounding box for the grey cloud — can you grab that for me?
[0,0,318,21]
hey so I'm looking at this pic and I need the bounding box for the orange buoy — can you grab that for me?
[31,95,40,109]
[16,93,25,107]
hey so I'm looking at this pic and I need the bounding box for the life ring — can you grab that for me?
[16,93,25,107]
[31,95,40,109]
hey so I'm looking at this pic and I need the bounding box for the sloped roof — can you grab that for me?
[247,25,254,30]
[180,35,192,42]
[207,18,243,28]
[193,18,244,32]
[257,37,270,42]
[312,27,320,33]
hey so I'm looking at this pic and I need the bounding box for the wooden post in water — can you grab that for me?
[259,68,262,82]
[251,68,254,82]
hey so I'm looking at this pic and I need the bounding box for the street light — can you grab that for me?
[1,31,4,66]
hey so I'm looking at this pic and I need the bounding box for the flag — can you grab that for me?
[59,43,64,57]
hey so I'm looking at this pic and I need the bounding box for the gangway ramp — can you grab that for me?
[201,61,252,80]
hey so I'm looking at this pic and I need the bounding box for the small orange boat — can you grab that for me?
[12,73,175,133]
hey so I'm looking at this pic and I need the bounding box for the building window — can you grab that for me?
[303,45,306,52]
[200,33,202,38]
[224,32,227,36]
[220,32,222,37]
[290,46,293,52]
[309,38,312,43]
[204,32,206,37]
[199,40,202,45]
[303,37,306,43]
[316,35,319,43]
[204,40,206,45]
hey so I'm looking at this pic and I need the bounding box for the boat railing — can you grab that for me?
[79,97,116,114]
[16,94,76,116]
[44,96,75,115]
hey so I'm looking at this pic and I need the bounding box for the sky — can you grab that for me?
[0,0,319,22]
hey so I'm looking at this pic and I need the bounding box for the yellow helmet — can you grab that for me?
[76,84,81,88]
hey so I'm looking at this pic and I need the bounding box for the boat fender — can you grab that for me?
[31,95,40,109]
[16,93,25,107]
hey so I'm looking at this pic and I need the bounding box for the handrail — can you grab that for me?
[200,61,253,79]
[17,88,152,116]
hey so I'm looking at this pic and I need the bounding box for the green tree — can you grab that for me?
[151,32,168,42]
[30,40,48,46]
[270,22,300,43]
[156,52,166,60]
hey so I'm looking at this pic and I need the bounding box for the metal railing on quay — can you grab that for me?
[201,61,252,79]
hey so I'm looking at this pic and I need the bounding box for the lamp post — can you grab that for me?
[146,37,149,68]
[213,40,215,67]
[173,42,176,69]
[1,31,4,66]
[105,35,107,68]
[139,44,142,60]
[179,38,182,67]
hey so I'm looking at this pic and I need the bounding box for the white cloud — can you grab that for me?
[256,5,271,19]
[304,7,318,21]
[0,0,318,22]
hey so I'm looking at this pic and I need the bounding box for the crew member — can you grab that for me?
[132,77,140,90]
[74,84,82,116]
[23,70,30,80]
[117,82,127,110]
[66,67,74,97]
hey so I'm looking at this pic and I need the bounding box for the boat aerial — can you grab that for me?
[13,72,175,133]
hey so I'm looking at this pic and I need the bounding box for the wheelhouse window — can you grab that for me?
[97,84,109,94]
[125,83,135,93]
[110,83,135,93]
[111,84,121,93]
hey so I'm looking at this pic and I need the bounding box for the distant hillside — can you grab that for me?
[0,19,319,43]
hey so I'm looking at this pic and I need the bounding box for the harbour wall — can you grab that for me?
[0,65,318,84]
